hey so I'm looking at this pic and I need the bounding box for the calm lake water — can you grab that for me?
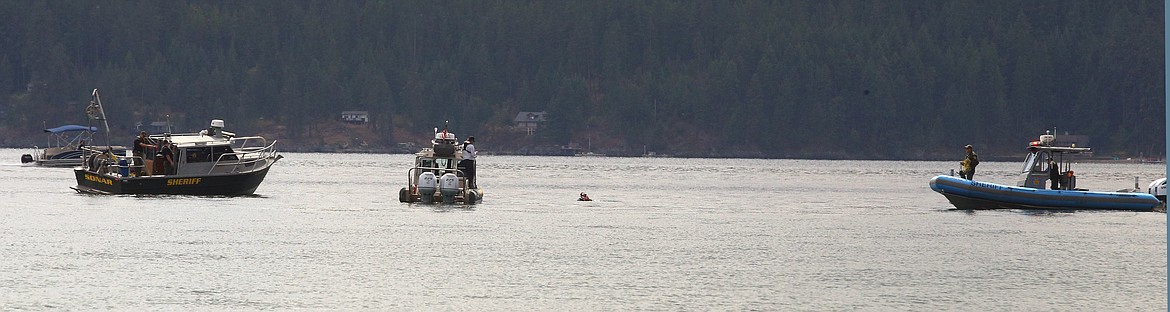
[0,148,1165,310]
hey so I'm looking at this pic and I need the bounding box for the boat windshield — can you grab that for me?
[1021,152,1037,174]
[1021,151,1055,174]
[419,158,455,172]
[434,158,454,170]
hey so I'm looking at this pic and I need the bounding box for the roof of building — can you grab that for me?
[513,111,547,122]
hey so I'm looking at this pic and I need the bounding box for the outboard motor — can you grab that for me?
[417,171,437,204]
[20,154,33,163]
[1147,178,1167,202]
[439,173,459,204]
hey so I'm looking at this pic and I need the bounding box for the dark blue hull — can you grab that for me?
[929,175,1160,211]
[73,165,272,196]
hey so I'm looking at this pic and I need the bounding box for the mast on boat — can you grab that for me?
[85,89,112,148]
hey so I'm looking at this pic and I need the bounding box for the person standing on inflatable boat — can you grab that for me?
[959,144,979,180]
[459,136,477,188]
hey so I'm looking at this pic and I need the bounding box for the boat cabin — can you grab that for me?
[1017,133,1088,190]
[82,127,274,178]
[152,132,268,176]
[413,130,467,179]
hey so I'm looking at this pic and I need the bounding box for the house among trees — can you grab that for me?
[514,111,546,136]
[341,111,369,124]
[137,121,173,133]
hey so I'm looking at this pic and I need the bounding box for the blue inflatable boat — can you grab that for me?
[929,175,1160,211]
[930,131,1162,211]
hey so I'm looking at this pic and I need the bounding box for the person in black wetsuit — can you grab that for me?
[1049,158,1061,190]
[160,141,176,175]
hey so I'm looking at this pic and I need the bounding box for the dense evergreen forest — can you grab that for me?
[0,1,1163,159]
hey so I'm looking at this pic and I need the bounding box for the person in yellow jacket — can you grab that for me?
[959,144,979,180]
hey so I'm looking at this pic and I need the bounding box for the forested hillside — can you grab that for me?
[0,1,1162,159]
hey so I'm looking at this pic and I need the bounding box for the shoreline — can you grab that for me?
[3,144,1164,163]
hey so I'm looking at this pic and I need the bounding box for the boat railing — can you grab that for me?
[208,139,279,174]
[230,136,270,153]
[78,146,147,177]
[124,156,147,175]
[79,146,111,170]
[151,132,262,147]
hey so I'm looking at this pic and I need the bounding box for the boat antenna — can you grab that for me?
[86,89,112,148]
[442,120,450,144]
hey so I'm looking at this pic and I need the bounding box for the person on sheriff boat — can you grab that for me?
[160,140,177,175]
[1048,158,1061,190]
[133,131,153,175]
[959,144,979,180]
[459,136,477,188]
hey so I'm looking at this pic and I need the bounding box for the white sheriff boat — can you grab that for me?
[398,125,482,204]
[71,89,281,195]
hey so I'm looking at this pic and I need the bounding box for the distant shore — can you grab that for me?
[3,141,1162,162]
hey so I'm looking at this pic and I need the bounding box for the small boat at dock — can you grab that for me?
[21,124,125,167]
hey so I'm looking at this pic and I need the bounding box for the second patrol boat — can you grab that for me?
[71,90,281,195]
[929,131,1161,211]
[398,124,483,205]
